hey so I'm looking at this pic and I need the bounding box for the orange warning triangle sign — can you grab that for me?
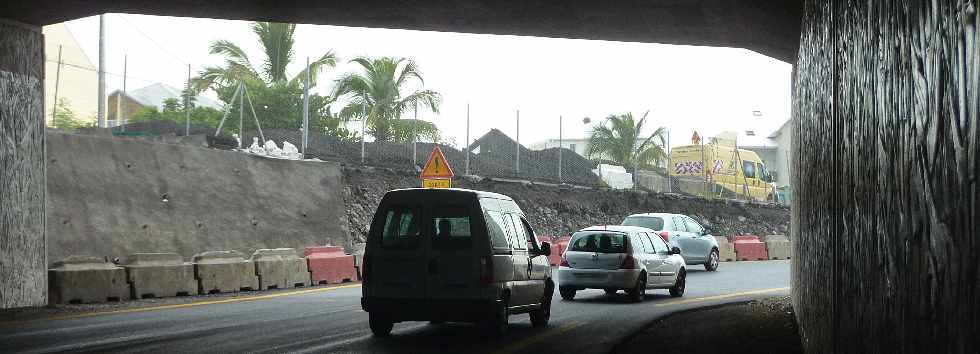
[420,147,455,179]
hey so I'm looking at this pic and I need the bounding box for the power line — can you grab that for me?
[45,59,178,87]
[113,13,190,67]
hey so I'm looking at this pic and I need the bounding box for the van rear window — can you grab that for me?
[432,206,473,250]
[568,233,627,254]
[380,207,420,248]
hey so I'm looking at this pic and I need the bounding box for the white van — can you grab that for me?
[361,188,554,336]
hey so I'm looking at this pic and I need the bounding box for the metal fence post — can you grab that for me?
[516,109,520,174]
[558,115,562,184]
[465,103,470,175]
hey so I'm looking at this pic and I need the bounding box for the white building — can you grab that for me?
[43,23,99,125]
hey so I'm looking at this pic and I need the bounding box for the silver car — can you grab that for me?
[622,213,720,271]
[556,226,687,302]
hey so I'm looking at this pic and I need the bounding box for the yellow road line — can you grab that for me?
[493,321,584,354]
[2,284,362,325]
[655,287,791,307]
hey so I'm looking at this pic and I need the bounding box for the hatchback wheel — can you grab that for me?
[559,286,576,301]
[604,288,618,295]
[626,275,646,303]
[669,270,686,297]
[704,249,720,272]
[369,313,394,337]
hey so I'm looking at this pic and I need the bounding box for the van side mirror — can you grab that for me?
[668,246,682,255]
[540,242,552,257]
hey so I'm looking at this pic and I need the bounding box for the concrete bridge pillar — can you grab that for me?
[0,19,47,308]
[793,1,978,352]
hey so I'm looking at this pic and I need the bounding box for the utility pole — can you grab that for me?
[51,45,63,122]
[515,109,520,174]
[119,55,126,131]
[666,128,671,192]
[465,103,470,175]
[302,57,310,158]
[238,82,244,149]
[558,115,563,184]
[412,102,418,166]
[360,104,366,163]
[97,14,106,128]
[185,64,191,136]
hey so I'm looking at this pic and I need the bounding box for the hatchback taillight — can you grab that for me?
[480,256,494,284]
[620,254,637,269]
[658,231,670,243]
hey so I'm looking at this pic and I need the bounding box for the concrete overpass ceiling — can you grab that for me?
[3,0,802,63]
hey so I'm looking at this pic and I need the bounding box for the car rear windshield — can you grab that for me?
[568,232,627,253]
[621,216,665,231]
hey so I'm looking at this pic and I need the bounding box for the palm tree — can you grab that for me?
[192,22,336,92]
[586,111,668,172]
[333,57,442,142]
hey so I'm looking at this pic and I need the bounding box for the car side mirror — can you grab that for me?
[701,228,711,236]
[668,246,682,255]
[540,242,552,257]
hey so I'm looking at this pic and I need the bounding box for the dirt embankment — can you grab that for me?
[344,168,789,244]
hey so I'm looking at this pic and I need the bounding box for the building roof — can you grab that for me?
[113,83,224,111]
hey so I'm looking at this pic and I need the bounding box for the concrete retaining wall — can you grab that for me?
[45,132,347,261]
[793,1,979,352]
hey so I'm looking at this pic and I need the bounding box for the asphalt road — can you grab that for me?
[1,260,790,354]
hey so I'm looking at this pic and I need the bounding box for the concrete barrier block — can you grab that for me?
[48,256,131,304]
[732,238,769,261]
[765,240,792,260]
[305,246,357,284]
[718,242,737,262]
[192,250,259,294]
[352,243,366,280]
[764,234,790,243]
[121,253,198,298]
[251,248,310,290]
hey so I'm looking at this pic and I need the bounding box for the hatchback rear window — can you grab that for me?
[568,233,627,253]
[622,216,665,231]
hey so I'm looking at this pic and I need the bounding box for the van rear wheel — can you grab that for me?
[483,297,509,336]
[369,313,393,337]
[529,287,552,327]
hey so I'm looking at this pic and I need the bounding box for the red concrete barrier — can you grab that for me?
[731,235,761,243]
[732,236,769,261]
[305,246,357,285]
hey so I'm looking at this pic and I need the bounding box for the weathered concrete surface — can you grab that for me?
[251,248,310,290]
[793,1,979,352]
[764,240,791,260]
[192,251,258,294]
[2,1,803,63]
[121,253,198,298]
[48,256,129,304]
[45,132,347,261]
[0,19,46,309]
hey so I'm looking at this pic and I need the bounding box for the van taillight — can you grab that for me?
[620,254,637,269]
[559,253,569,267]
[480,256,494,284]
[658,231,670,243]
[361,254,370,282]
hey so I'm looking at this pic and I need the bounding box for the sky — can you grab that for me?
[63,13,793,148]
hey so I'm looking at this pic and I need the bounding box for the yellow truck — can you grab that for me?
[669,132,776,202]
